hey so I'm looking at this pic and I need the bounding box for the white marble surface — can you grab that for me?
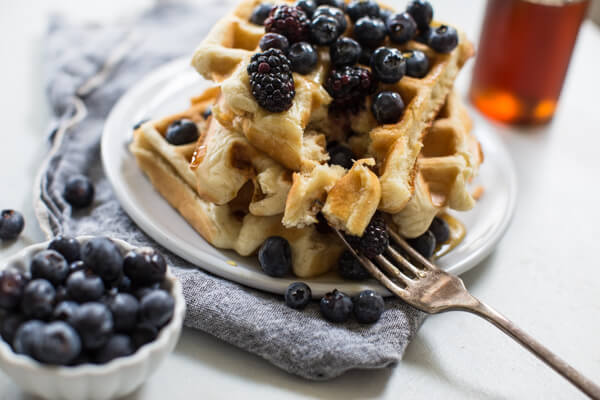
[1,1,599,399]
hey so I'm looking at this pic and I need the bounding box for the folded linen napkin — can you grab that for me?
[36,2,426,380]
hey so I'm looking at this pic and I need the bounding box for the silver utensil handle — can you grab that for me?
[465,301,600,399]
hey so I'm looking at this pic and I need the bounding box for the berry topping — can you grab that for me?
[408,230,437,258]
[315,0,346,10]
[30,250,69,286]
[313,5,348,34]
[259,32,290,52]
[123,248,167,286]
[265,5,310,43]
[0,269,28,310]
[370,47,406,84]
[165,119,199,145]
[330,37,361,67]
[81,237,124,285]
[325,65,377,112]
[328,144,355,169]
[287,42,319,74]
[404,49,429,78]
[1,313,25,344]
[295,0,317,17]
[338,250,370,280]
[352,290,384,323]
[0,210,25,241]
[106,293,139,333]
[386,12,417,44]
[406,0,433,31]
[347,0,380,22]
[66,270,105,303]
[53,301,80,322]
[139,290,174,328]
[13,320,44,357]
[71,302,113,350]
[345,212,389,259]
[359,46,374,65]
[202,107,212,119]
[247,48,296,113]
[415,27,431,44]
[310,15,342,46]
[95,334,134,364]
[69,260,86,274]
[428,24,458,53]
[21,279,55,320]
[379,8,392,21]
[64,175,95,209]
[319,289,353,323]
[353,17,387,48]
[250,3,273,26]
[37,321,82,365]
[372,91,405,124]
[285,282,312,310]
[429,217,450,244]
[258,236,292,277]
[48,236,81,263]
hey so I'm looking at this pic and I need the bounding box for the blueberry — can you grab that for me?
[66,270,104,303]
[165,119,199,145]
[338,250,370,280]
[69,352,92,366]
[404,50,429,78]
[1,313,25,344]
[372,91,405,124]
[250,3,273,25]
[287,42,318,74]
[139,290,174,328]
[131,322,158,349]
[21,279,55,320]
[352,290,384,323]
[406,0,433,31]
[70,302,113,350]
[258,236,292,277]
[313,6,347,34]
[133,284,159,301]
[429,217,450,244]
[330,37,361,67]
[53,301,79,322]
[328,144,355,169]
[386,12,417,44]
[315,0,345,10]
[36,321,81,365]
[295,0,316,17]
[370,47,406,84]
[30,250,69,286]
[285,282,312,310]
[259,33,290,52]
[0,269,28,310]
[64,175,95,209]
[202,107,212,119]
[106,293,139,333]
[13,320,44,357]
[69,260,87,274]
[81,237,123,284]
[116,276,132,293]
[359,46,374,65]
[428,25,458,53]
[379,8,391,21]
[132,118,149,130]
[415,27,431,44]
[353,17,386,49]
[347,0,380,22]
[54,286,69,304]
[123,248,167,286]
[95,334,134,364]
[319,289,353,323]
[0,210,25,241]
[310,15,341,46]
[408,230,437,258]
[48,236,81,263]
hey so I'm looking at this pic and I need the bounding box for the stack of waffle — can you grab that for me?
[130,0,483,278]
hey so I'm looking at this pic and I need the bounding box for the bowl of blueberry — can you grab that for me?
[0,235,185,400]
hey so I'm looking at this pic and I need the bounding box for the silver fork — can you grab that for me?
[335,228,600,399]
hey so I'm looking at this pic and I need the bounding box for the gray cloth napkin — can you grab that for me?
[37,2,426,380]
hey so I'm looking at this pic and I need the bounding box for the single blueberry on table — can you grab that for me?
[258,236,292,277]
[370,47,406,84]
[21,279,56,320]
[0,269,28,310]
[36,321,82,365]
[139,290,174,328]
[106,293,139,333]
[320,289,353,323]
[95,334,134,364]
[353,17,387,49]
[0,210,25,241]
[13,320,44,357]
[330,37,362,67]
[123,247,166,286]
[386,12,417,44]
[165,119,199,145]
[81,237,124,285]
[64,175,95,209]
[285,282,312,310]
[371,91,406,124]
[407,230,437,259]
[66,270,105,303]
[70,302,114,350]
[30,250,69,286]
[353,290,385,323]
[48,236,81,263]
[287,42,318,75]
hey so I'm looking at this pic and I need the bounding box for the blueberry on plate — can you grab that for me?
[295,0,317,17]
[328,144,355,169]
[13,320,44,357]
[48,236,81,263]
[347,0,380,22]
[259,33,290,52]
[250,3,274,25]
[165,119,199,145]
[313,6,347,34]
[71,302,114,350]
[0,269,28,310]
[95,334,134,364]
[353,17,387,49]
[407,230,437,259]
[106,293,139,333]
[258,236,292,277]
[285,282,312,310]
[31,250,69,286]
[310,14,342,46]
[320,289,353,323]
[404,49,429,78]
[21,279,56,320]
[36,321,82,365]
[428,24,458,53]
[287,42,318,74]
[330,37,361,67]
[81,237,124,285]
[0,210,25,241]
[1,313,25,344]
[53,301,80,322]
[371,91,405,124]
[139,290,174,328]
[370,47,406,84]
[353,290,384,324]
[429,216,450,244]
[123,247,167,287]
[338,250,370,280]
[315,0,345,11]
[406,0,433,31]
[66,270,105,303]
[64,175,95,209]
[386,12,417,44]
[131,322,158,349]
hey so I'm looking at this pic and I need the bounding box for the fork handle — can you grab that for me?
[465,301,600,399]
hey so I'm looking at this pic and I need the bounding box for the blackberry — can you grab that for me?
[345,212,389,259]
[325,66,377,112]
[248,49,296,113]
[264,5,310,43]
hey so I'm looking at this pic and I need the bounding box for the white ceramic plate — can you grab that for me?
[102,58,517,298]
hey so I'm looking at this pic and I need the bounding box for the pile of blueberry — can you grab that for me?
[0,236,175,366]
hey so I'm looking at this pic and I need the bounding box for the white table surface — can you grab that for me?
[1,1,599,399]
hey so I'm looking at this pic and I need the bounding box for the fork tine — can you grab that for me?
[375,254,414,285]
[386,246,426,278]
[387,228,437,271]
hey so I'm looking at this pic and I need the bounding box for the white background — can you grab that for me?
[1,0,600,399]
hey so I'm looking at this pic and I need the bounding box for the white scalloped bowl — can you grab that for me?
[0,236,186,400]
